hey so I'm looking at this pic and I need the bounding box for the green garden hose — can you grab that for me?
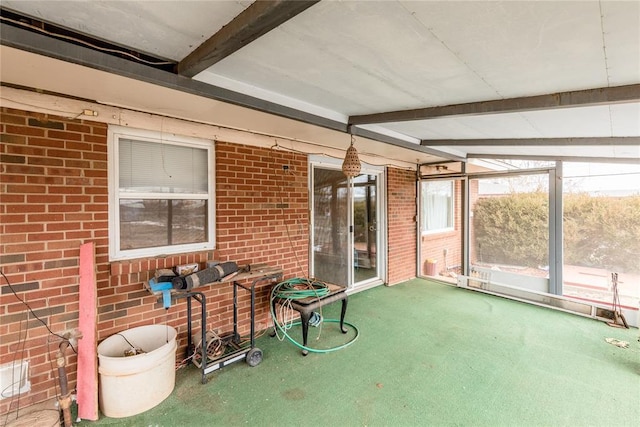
[270,278,359,353]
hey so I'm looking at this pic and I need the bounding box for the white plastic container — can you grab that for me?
[97,325,177,418]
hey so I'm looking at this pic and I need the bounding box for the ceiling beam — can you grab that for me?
[349,126,466,161]
[421,137,640,146]
[0,22,343,131]
[466,153,640,164]
[177,0,320,78]
[1,23,461,162]
[349,84,640,125]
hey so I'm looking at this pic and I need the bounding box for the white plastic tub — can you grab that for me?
[97,325,177,418]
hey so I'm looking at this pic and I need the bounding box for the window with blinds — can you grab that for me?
[108,126,214,260]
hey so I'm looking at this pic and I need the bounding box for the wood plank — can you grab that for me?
[77,242,98,420]
[349,84,640,125]
[177,0,320,77]
[421,137,640,146]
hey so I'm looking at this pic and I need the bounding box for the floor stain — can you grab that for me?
[282,387,305,401]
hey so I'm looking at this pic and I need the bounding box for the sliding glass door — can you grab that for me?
[311,167,350,286]
[310,158,385,290]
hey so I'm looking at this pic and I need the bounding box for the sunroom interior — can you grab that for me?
[0,0,638,423]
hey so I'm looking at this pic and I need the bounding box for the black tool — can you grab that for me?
[172,262,239,291]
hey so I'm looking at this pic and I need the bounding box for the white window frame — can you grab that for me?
[421,180,455,235]
[108,126,215,261]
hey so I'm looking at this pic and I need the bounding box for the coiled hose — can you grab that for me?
[270,278,359,353]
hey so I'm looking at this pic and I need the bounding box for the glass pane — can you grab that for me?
[313,168,349,286]
[120,199,207,250]
[469,174,550,292]
[353,174,377,282]
[171,200,207,245]
[119,138,208,194]
[420,180,462,281]
[562,162,640,311]
[422,180,453,232]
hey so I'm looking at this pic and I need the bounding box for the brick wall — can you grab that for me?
[387,168,417,285]
[214,141,309,336]
[1,106,421,415]
[0,108,309,415]
[1,108,110,413]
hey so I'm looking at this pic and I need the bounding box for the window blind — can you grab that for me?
[119,139,208,194]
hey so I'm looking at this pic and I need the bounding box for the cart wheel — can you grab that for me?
[246,348,263,367]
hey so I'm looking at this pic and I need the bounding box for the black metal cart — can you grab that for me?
[148,265,283,384]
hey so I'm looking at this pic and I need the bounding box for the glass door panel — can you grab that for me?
[312,167,349,286]
[353,174,377,283]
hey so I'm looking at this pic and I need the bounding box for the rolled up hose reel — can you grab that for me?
[172,261,239,291]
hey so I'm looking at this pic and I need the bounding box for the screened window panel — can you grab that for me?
[119,138,208,194]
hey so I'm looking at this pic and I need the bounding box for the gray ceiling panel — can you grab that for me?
[1,0,638,162]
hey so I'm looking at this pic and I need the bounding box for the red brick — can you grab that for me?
[66,123,91,133]
[1,174,26,184]
[6,204,45,213]
[5,124,45,137]
[3,223,44,234]
[48,130,83,141]
[26,194,64,204]
[6,184,46,193]
[26,175,65,185]
[28,156,64,166]
[4,164,46,175]
[28,232,64,241]
[0,194,25,203]
[0,112,26,125]
[27,213,64,222]
[0,213,26,224]
[27,137,64,149]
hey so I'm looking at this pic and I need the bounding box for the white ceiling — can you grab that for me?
[1,0,639,164]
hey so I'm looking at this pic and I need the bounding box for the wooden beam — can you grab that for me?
[349,84,640,125]
[421,137,640,146]
[349,125,466,161]
[177,0,320,77]
[466,153,640,164]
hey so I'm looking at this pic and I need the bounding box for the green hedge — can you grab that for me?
[473,193,640,273]
[473,192,548,267]
[563,194,640,273]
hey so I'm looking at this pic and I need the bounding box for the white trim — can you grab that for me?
[108,125,215,261]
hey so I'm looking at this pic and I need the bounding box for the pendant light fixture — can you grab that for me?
[342,135,361,178]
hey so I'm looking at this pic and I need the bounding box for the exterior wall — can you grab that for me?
[387,168,417,285]
[1,106,418,414]
[1,109,110,412]
[0,108,308,415]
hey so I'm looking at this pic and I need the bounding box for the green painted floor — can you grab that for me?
[79,279,639,426]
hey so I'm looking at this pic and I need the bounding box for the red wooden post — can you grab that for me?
[77,242,99,420]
